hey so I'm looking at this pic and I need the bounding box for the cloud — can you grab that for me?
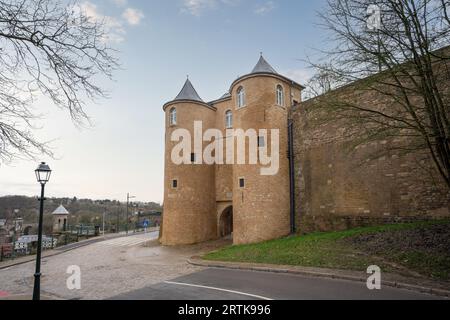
[181,0,240,16]
[283,69,312,85]
[254,1,276,16]
[122,8,144,25]
[182,0,215,16]
[76,2,126,43]
[111,0,128,7]
[75,2,145,42]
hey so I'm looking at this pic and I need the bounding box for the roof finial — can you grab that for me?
[187,74,189,79]
[260,51,263,57]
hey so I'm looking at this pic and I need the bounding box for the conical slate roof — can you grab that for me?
[52,205,69,215]
[251,55,278,74]
[174,78,204,102]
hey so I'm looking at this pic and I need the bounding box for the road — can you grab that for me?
[111,268,440,300]
[0,232,444,300]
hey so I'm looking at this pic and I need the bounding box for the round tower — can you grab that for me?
[230,55,303,244]
[161,78,217,245]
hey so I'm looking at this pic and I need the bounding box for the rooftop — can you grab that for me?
[52,205,69,215]
[173,78,204,103]
[251,55,278,74]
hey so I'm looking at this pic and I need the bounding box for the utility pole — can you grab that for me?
[102,210,106,237]
[117,203,120,233]
[126,193,136,235]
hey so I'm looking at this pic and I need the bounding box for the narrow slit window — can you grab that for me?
[239,178,245,188]
[172,180,178,189]
[191,153,196,163]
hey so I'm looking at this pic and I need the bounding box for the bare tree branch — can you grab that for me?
[305,0,450,188]
[0,0,119,163]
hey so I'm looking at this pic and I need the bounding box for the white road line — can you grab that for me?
[164,281,274,301]
[96,236,153,247]
[100,240,143,246]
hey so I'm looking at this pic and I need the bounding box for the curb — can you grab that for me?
[188,258,450,299]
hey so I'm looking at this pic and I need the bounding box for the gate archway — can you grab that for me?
[219,206,233,238]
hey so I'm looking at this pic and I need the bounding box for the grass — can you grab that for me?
[203,220,450,280]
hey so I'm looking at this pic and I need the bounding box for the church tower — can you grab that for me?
[160,78,218,245]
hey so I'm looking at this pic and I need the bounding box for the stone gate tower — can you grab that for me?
[161,56,304,246]
[161,79,218,245]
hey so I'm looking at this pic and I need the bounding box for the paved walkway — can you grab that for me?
[0,229,158,270]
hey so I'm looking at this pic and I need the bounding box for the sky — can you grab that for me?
[0,0,329,203]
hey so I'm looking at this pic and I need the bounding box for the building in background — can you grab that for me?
[52,205,69,233]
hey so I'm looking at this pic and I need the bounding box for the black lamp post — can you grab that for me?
[33,162,51,301]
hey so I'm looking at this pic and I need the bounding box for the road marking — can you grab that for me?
[164,281,274,300]
[96,235,156,247]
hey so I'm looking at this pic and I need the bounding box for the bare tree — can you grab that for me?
[307,0,450,189]
[0,0,119,162]
[303,65,340,99]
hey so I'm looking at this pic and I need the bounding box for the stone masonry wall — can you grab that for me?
[292,75,449,234]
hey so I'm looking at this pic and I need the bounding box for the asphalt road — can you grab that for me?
[111,268,443,300]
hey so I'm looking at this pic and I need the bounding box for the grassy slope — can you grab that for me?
[204,220,450,280]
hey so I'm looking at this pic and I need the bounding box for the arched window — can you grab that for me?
[237,87,245,108]
[225,110,233,129]
[169,107,177,125]
[276,85,284,106]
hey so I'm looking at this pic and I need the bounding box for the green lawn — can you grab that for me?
[203,220,450,280]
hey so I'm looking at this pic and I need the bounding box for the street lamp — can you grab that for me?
[33,162,51,301]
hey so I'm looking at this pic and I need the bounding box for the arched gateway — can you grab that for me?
[219,206,233,238]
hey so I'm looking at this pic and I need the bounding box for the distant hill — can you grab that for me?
[0,195,162,225]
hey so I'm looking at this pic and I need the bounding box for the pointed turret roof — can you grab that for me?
[174,78,204,102]
[251,55,278,74]
[52,205,69,215]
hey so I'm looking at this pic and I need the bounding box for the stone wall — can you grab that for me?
[292,74,449,234]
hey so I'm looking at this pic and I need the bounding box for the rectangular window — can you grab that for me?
[239,178,245,188]
[191,153,196,163]
[258,136,265,148]
[172,180,178,189]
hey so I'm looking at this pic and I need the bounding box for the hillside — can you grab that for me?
[0,195,162,225]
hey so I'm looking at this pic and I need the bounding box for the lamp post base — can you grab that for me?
[33,273,41,300]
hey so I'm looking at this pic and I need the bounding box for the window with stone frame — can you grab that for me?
[237,87,245,108]
[169,107,177,125]
[225,110,233,128]
[276,85,284,106]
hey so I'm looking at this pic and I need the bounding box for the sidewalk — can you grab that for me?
[0,228,160,271]
[189,257,450,298]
